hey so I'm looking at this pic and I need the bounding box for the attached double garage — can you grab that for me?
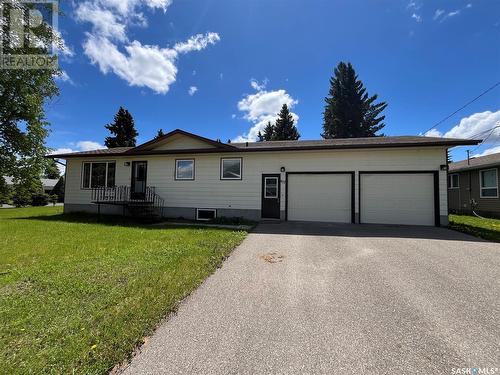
[286,171,438,226]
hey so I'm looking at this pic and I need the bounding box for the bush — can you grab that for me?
[12,190,32,207]
[49,194,58,206]
[31,193,49,206]
[0,180,11,205]
[210,216,256,226]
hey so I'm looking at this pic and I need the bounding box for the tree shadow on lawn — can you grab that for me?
[17,212,234,231]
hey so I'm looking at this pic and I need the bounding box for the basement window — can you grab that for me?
[196,208,217,221]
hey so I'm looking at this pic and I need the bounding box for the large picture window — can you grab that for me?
[175,159,195,180]
[82,161,116,189]
[480,169,498,198]
[220,158,242,180]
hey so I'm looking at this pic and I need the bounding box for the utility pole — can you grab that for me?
[467,150,470,165]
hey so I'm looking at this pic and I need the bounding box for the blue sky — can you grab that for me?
[49,0,500,161]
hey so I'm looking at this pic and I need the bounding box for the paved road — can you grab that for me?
[123,222,500,375]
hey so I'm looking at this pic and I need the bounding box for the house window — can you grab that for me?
[480,169,498,198]
[82,161,116,189]
[264,177,278,198]
[175,159,195,180]
[221,158,242,180]
[448,174,459,189]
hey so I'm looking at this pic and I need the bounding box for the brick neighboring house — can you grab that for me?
[448,152,500,218]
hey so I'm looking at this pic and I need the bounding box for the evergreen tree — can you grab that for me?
[261,121,275,141]
[44,159,60,179]
[322,62,387,138]
[104,107,138,147]
[273,104,300,140]
[257,131,264,142]
[156,129,165,139]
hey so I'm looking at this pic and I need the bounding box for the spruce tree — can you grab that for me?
[156,129,165,139]
[44,159,60,179]
[262,122,275,141]
[273,104,300,140]
[322,62,387,138]
[104,107,139,147]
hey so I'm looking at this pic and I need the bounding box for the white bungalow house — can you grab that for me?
[50,129,478,226]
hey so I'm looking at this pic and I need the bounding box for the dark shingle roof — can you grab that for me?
[231,136,477,149]
[48,147,133,158]
[449,152,500,172]
[47,134,479,158]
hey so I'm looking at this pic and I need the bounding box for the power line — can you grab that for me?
[466,123,500,140]
[470,124,499,153]
[422,81,500,135]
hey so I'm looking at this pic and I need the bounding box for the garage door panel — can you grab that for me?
[288,174,351,223]
[360,173,435,226]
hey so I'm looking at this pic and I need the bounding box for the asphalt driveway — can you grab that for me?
[123,222,500,375]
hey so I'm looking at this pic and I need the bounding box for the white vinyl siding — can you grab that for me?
[360,173,435,226]
[64,147,448,223]
[287,174,351,223]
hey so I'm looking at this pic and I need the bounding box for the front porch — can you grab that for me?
[91,186,165,221]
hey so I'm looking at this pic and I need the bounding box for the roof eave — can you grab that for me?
[47,139,479,158]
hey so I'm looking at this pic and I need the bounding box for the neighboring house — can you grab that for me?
[4,176,59,194]
[49,129,477,227]
[448,152,500,218]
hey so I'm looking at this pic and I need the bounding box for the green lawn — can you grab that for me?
[0,206,246,374]
[449,214,500,242]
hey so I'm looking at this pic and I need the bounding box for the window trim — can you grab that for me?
[196,208,217,221]
[220,157,242,180]
[479,168,498,199]
[174,159,195,180]
[448,173,460,189]
[81,161,116,189]
[264,176,279,198]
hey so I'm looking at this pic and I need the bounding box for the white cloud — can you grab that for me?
[173,32,220,54]
[473,145,500,157]
[75,0,220,94]
[49,141,105,173]
[424,110,500,143]
[76,141,105,151]
[55,70,74,85]
[250,78,267,91]
[233,81,298,142]
[411,13,422,22]
[188,86,198,96]
[423,128,442,137]
[434,3,471,22]
[433,9,445,20]
[407,1,420,10]
[75,2,127,41]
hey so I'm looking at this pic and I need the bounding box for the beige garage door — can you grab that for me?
[360,173,435,226]
[287,173,352,223]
